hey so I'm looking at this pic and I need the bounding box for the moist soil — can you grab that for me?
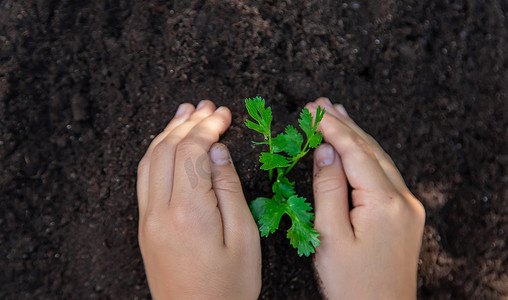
[1,1,507,299]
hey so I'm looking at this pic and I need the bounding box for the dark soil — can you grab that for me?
[1,1,507,299]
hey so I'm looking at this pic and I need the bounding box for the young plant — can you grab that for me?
[245,97,325,256]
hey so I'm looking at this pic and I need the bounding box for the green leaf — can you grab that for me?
[285,195,320,256]
[272,177,296,201]
[308,132,323,149]
[285,195,315,223]
[271,133,286,153]
[245,97,272,137]
[298,108,313,139]
[313,106,325,131]
[256,195,320,256]
[272,125,303,156]
[245,119,265,135]
[250,197,270,222]
[287,220,320,257]
[259,199,285,236]
[259,152,290,170]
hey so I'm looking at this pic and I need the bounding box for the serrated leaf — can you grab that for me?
[272,125,303,156]
[287,220,320,257]
[271,133,285,153]
[313,106,325,131]
[259,199,285,236]
[308,132,323,149]
[284,195,320,256]
[250,197,270,222]
[285,195,315,223]
[245,97,272,137]
[245,119,265,135]
[259,152,290,170]
[298,108,313,138]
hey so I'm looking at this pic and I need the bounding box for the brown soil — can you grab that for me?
[1,1,507,299]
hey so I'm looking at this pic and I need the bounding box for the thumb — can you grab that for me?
[209,143,258,247]
[313,143,354,241]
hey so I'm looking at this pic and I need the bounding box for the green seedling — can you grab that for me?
[245,97,325,256]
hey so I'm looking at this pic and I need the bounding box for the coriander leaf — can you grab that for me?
[298,107,313,138]
[308,131,323,148]
[245,97,272,137]
[285,195,315,224]
[271,133,286,153]
[313,106,325,131]
[284,195,320,256]
[245,119,265,135]
[272,177,296,201]
[259,199,285,236]
[272,125,303,156]
[250,197,270,222]
[259,152,290,170]
[287,219,320,257]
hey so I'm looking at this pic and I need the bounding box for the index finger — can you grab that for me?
[314,98,411,195]
[306,103,396,194]
[171,106,232,207]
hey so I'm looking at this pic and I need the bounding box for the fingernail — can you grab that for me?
[210,143,231,165]
[196,100,207,110]
[336,104,349,117]
[174,104,187,117]
[315,144,335,167]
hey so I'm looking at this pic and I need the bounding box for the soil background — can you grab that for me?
[1,0,507,299]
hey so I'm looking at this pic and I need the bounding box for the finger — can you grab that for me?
[314,100,396,174]
[315,99,411,196]
[305,102,396,195]
[145,101,217,214]
[171,106,232,207]
[312,143,354,241]
[137,103,196,217]
[209,143,258,247]
[331,104,410,194]
[145,101,215,161]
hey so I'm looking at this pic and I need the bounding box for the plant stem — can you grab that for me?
[281,135,311,177]
[268,133,273,181]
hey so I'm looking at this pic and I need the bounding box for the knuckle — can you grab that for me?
[343,132,375,158]
[412,200,426,227]
[137,156,150,175]
[175,139,199,157]
[151,139,173,162]
[213,176,242,194]
[313,176,346,195]
[385,194,426,223]
[140,213,165,242]
[374,193,407,219]
[352,135,375,156]
[170,205,198,230]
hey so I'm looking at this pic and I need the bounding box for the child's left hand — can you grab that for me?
[136,100,261,299]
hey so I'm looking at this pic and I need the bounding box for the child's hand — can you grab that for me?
[306,98,425,299]
[136,100,261,299]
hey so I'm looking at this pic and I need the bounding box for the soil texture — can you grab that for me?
[1,0,507,299]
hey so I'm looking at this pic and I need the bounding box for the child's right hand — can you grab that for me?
[306,98,426,299]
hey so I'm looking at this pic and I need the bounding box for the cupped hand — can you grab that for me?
[136,100,261,300]
[307,98,425,299]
